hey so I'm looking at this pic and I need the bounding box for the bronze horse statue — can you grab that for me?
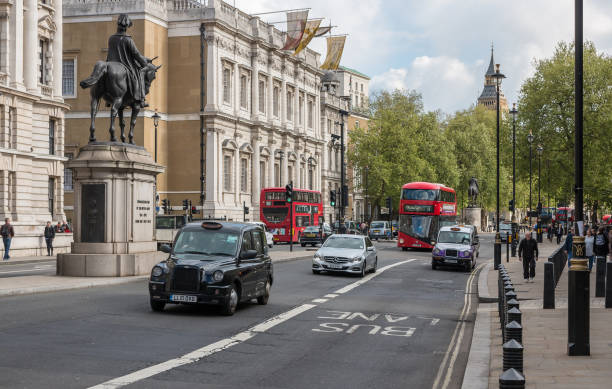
[468,177,479,207]
[80,59,161,144]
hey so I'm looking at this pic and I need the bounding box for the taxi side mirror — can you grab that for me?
[242,249,258,259]
[160,244,172,253]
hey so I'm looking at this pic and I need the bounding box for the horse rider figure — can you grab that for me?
[468,177,479,207]
[107,14,149,109]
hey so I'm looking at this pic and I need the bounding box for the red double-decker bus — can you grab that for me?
[260,187,323,243]
[556,207,574,226]
[397,182,457,250]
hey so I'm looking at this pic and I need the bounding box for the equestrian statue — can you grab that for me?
[468,177,479,207]
[80,14,161,144]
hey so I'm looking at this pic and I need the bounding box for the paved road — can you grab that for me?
[0,236,494,389]
[0,260,55,278]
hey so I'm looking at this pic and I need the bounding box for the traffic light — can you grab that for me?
[509,199,514,212]
[161,199,169,214]
[385,197,392,210]
[182,199,189,210]
[330,190,336,207]
[244,205,250,215]
[285,183,293,203]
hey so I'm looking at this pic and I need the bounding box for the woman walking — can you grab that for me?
[585,228,595,271]
[44,221,55,256]
[594,227,609,262]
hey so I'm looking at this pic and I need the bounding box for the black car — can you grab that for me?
[299,224,333,246]
[149,221,273,316]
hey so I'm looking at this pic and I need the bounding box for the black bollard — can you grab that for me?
[507,298,519,311]
[606,261,612,309]
[543,262,555,309]
[499,368,525,389]
[505,320,522,344]
[595,256,606,298]
[507,307,522,325]
[567,249,590,356]
[502,339,524,374]
[506,232,510,262]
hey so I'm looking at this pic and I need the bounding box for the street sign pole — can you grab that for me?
[290,181,293,253]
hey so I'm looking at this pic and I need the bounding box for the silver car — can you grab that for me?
[312,234,377,277]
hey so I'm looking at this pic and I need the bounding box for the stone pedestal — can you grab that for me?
[464,207,482,232]
[57,143,165,276]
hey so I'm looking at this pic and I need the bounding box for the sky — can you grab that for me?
[231,0,612,114]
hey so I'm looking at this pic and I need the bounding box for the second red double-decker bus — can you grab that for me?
[260,187,323,243]
[398,182,457,250]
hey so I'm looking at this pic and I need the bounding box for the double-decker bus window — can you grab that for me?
[296,216,310,227]
[262,207,289,223]
[402,189,439,201]
[266,192,285,200]
[400,215,434,240]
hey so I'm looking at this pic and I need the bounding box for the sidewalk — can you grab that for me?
[486,240,612,388]
[0,248,312,298]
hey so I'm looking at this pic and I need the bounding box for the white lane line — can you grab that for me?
[324,294,339,298]
[89,259,417,389]
[333,259,417,294]
[0,267,55,275]
[312,298,328,303]
[431,264,482,389]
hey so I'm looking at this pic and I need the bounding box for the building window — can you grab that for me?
[39,39,49,84]
[7,107,15,149]
[327,119,332,133]
[258,80,265,113]
[286,91,293,121]
[273,86,280,117]
[7,172,15,212]
[240,74,248,109]
[48,178,55,216]
[328,148,333,170]
[274,163,280,187]
[49,119,55,155]
[299,95,304,125]
[260,161,266,188]
[307,99,313,128]
[223,67,231,104]
[240,158,248,192]
[64,153,74,191]
[300,166,305,189]
[223,155,232,191]
[335,150,339,172]
[288,165,293,184]
[62,58,76,97]
[308,169,313,190]
[361,84,364,92]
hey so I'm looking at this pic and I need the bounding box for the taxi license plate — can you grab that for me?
[445,259,457,263]
[306,233,315,237]
[170,294,197,303]
[327,264,344,269]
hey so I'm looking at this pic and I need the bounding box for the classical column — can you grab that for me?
[295,154,301,189]
[281,78,287,128]
[251,139,260,212]
[204,31,218,112]
[251,51,259,121]
[205,129,218,210]
[23,0,38,91]
[269,147,276,187]
[281,149,288,186]
[9,0,24,88]
[53,0,63,98]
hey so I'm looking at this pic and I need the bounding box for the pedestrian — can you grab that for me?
[556,223,563,245]
[585,228,595,271]
[44,221,55,256]
[608,228,612,260]
[564,227,574,267]
[547,224,553,242]
[1,218,15,260]
[54,221,64,233]
[518,230,539,282]
[61,220,70,233]
[593,227,609,261]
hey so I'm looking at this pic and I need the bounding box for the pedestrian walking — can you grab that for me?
[44,221,55,256]
[518,230,539,282]
[585,228,595,271]
[594,227,609,261]
[547,224,553,242]
[1,218,15,260]
[564,227,574,267]
[556,223,563,244]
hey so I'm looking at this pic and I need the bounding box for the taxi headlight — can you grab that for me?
[459,250,471,258]
[151,266,163,277]
[433,248,443,256]
[352,255,363,262]
[212,270,224,282]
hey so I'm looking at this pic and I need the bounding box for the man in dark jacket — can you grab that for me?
[556,223,563,244]
[519,230,539,282]
[1,218,15,260]
[594,227,609,259]
[44,221,56,256]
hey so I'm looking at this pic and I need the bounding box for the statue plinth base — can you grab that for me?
[464,207,482,232]
[57,142,166,276]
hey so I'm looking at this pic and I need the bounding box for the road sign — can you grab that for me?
[381,207,389,215]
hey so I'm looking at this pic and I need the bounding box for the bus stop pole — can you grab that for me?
[290,181,293,252]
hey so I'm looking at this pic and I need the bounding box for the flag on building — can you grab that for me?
[320,36,346,70]
[281,10,309,51]
[314,25,332,37]
[294,19,322,56]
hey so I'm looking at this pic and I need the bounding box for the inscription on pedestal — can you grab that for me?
[135,199,152,224]
[81,184,105,243]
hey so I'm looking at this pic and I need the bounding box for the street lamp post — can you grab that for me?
[491,64,505,270]
[152,111,160,163]
[364,166,369,222]
[537,144,544,243]
[527,130,534,228]
[509,103,518,256]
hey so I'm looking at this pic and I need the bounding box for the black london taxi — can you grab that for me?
[149,221,273,316]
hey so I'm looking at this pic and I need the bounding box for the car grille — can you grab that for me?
[324,256,350,263]
[446,249,458,258]
[173,266,200,292]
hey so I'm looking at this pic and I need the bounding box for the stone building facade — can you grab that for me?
[0,0,70,256]
[62,0,368,223]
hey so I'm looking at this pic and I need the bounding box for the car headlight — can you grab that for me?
[314,253,321,260]
[433,248,443,256]
[212,270,224,282]
[459,250,471,258]
[352,255,363,262]
[151,266,163,277]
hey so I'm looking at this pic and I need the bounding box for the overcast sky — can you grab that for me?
[233,0,612,114]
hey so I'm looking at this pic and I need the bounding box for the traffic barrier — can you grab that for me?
[499,368,525,389]
[595,256,606,298]
[507,307,522,326]
[543,261,555,309]
[547,245,567,286]
[505,320,522,344]
[507,298,519,311]
[606,261,612,309]
[502,339,524,374]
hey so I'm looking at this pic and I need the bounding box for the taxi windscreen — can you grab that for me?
[438,231,470,244]
[323,237,364,249]
[173,230,239,256]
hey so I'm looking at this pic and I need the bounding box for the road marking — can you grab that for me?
[0,266,55,275]
[431,264,483,389]
[417,278,454,284]
[312,298,328,303]
[324,293,338,298]
[89,258,416,389]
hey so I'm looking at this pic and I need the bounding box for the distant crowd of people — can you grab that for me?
[1,218,71,260]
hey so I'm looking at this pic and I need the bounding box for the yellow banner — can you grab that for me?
[320,36,346,70]
[294,19,322,56]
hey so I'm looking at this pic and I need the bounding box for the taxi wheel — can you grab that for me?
[464,261,472,272]
[222,285,239,316]
[360,263,366,278]
[150,299,165,312]
[372,258,378,273]
[257,279,271,305]
[431,262,437,270]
